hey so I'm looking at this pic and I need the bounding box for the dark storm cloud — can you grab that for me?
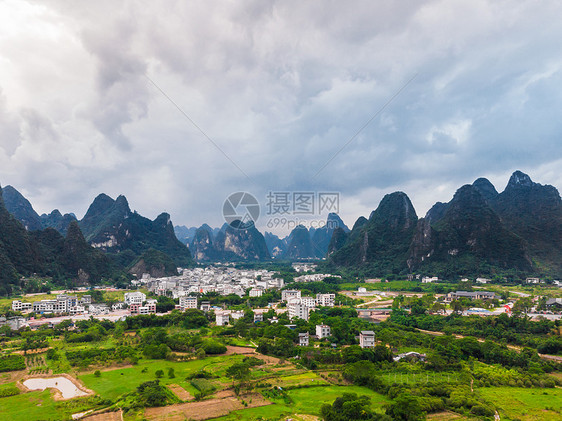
[0,0,561,233]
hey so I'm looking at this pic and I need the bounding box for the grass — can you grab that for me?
[213,385,390,420]
[287,385,390,414]
[380,371,460,385]
[479,387,562,421]
[79,355,247,400]
[0,389,62,421]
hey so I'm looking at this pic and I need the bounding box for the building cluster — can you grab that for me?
[281,290,335,321]
[293,273,341,283]
[443,291,498,302]
[123,291,157,315]
[291,263,317,272]
[136,267,283,298]
[9,291,158,320]
[12,294,93,315]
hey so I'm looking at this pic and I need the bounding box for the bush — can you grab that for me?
[471,404,495,417]
[0,384,20,397]
[94,370,101,377]
[0,355,25,372]
[201,340,227,355]
[136,380,174,407]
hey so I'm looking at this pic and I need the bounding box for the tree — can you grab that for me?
[226,362,251,395]
[450,300,465,314]
[94,370,101,377]
[385,394,425,420]
[512,297,533,316]
[168,367,175,378]
[321,393,390,421]
[136,380,170,407]
[90,290,104,303]
[155,369,164,378]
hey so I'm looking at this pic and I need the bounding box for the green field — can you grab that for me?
[212,385,390,420]
[79,355,253,400]
[479,387,562,421]
[0,388,101,421]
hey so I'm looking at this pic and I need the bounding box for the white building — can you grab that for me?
[124,291,147,305]
[298,332,309,346]
[316,324,331,339]
[179,296,198,310]
[249,288,264,297]
[316,293,335,307]
[11,300,32,311]
[301,296,317,308]
[216,311,230,326]
[288,302,309,321]
[282,290,301,302]
[360,331,375,348]
[69,305,86,315]
[231,311,245,321]
[422,277,438,283]
[33,296,69,313]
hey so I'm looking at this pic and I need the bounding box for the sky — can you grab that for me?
[0,0,561,236]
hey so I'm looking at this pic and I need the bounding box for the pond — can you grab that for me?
[23,376,89,399]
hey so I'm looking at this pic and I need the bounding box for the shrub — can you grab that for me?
[0,384,20,398]
[0,355,25,372]
[201,340,227,355]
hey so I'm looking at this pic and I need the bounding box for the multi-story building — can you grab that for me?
[298,332,309,346]
[288,302,309,321]
[130,302,156,315]
[316,324,331,339]
[301,296,317,308]
[32,296,71,313]
[11,300,32,311]
[179,296,198,310]
[316,293,335,307]
[249,288,264,297]
[200,301,211,312]
[216,311,230,326]
[124,291,147,305]
[360,330,375,348]
[282,290,301,302]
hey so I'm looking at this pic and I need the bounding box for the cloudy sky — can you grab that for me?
[1,0,561,235]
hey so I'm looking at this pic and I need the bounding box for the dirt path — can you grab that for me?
[144,393,271,420]
[167,384,193,401]
[82,410,122,421]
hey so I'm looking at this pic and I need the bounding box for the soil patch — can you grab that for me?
[167,384,193,401]
[144,393,270,420]
[82,411,122,421]
[224,346,280,365]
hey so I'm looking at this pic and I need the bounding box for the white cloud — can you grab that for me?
[0,0,560,234]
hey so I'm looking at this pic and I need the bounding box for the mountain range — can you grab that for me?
[0,185,117,295]
[2,170,561,286]
[179,212,350,262]
[0,186,193,293]
[328,171,562,278]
